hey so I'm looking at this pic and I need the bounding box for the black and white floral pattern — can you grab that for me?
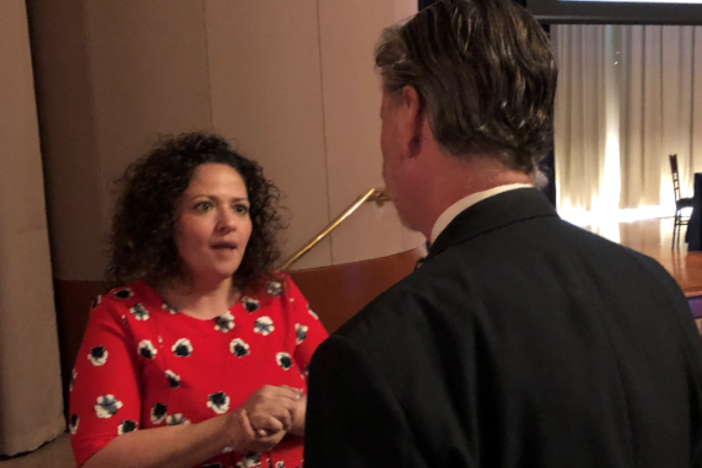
[72,280,318,468]
[295,324,308,345]
[113,288,133,299]
[118,420,137,435]
[138,340,157,359]
[276,352,292,370]
[91,295,101,309]
[165,370,181,388]
[207,391,230,414]
[95,395,123,418]
[267,281,283,296]
[242,296,260,313]
[214,311,234,333]
[70,368,77,392]
[151,402,167,424]
[88,346,108,366]
[69,414,79,435]
[130,303,149,321]
[166,414,190,425]
[254,316,274,335]
[162,302,178,314]
[237,453,261,468]
[308,305,319,320]
[229,338,250,357]
[172,338,193,357]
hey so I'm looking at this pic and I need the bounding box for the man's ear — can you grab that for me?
[398,86,425,159]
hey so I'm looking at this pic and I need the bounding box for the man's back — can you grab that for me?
[306,189,702,467]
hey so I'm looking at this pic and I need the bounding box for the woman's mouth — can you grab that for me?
[211,242,236,250]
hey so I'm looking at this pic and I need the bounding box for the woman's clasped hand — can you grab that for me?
[228,385,305,453]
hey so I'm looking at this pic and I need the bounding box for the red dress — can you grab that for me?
[69,275,327,468]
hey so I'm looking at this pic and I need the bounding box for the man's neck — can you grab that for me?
[429,183,533,242]
[417,156,534,239]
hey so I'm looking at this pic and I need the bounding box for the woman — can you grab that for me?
[69,132,327,468]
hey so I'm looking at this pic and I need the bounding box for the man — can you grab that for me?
[304,0,702,466]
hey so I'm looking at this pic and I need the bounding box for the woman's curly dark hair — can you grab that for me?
[107,132,284,292]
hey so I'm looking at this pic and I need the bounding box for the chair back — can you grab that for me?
[670,153,682,202]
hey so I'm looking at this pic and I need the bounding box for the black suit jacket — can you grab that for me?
[305,188,702,468]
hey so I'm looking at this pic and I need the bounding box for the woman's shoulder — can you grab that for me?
[238,273,307,315]
[89,280,167,319]
[243,272,293,299]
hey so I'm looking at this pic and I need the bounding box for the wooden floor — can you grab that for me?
[585,217,702,298]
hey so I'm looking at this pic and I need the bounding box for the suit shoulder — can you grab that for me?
[333,266,461,345]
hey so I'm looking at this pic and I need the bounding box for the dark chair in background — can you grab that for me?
[669,153,694,249]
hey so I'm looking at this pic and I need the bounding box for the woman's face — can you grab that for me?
[174,163,253,284]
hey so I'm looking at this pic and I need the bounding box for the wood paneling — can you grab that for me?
[53,279,108,415]
[289,247,424,333]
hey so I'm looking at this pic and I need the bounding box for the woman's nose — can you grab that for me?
[216,208,236,231]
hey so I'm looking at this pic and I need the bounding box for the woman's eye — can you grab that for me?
[194,201,212,212]
[234,204,249,215]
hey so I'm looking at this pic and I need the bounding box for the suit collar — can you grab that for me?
[426,188,558,261]
[430,183,534,243]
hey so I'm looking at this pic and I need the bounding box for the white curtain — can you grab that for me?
[0,0,65,456]
[552,24,702,219]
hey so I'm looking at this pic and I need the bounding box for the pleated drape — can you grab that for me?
[552,24,702,218]
[0,0,65,456]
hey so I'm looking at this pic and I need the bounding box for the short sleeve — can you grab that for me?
[284,276,328,374]
[69,295,142,467]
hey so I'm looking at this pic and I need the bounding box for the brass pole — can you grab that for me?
[280,188,389,270]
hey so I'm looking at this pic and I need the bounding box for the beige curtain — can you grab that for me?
[553,25,611,215]
[552,24,702,217]
[0,0,65,456]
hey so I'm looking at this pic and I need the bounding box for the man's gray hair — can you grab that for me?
[374,0,558,173]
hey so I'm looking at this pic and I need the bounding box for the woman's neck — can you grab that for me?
[159,276,240,320]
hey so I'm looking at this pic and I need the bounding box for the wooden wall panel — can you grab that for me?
[53,280,109,414]
[290,247,424,333]
[318,0,423,265]
[205,0,332,270]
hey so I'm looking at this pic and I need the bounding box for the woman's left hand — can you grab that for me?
[242,385,300,437]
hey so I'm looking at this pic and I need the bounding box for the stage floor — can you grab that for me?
[584,217,702,298]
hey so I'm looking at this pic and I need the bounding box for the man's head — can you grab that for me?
[375,0,557,174]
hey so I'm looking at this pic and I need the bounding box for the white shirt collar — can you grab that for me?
[430,184,533,243]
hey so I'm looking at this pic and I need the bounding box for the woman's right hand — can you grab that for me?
[242,385,301,436]
[227,385,301,452]
[226,407,286,454]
